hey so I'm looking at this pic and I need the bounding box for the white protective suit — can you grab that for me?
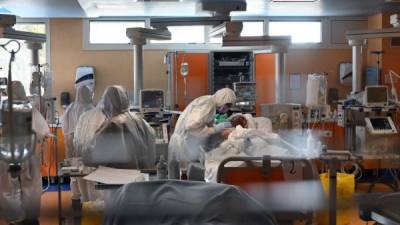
[79,85,156,170]
[62,86,94,201]
[0,81,50,223]
[169,88,236,165]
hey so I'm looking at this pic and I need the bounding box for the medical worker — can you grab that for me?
[168,88,236,166]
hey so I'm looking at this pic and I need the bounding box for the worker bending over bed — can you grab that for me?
[168,88,236,167]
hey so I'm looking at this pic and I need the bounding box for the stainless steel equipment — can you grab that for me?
[260,103,303,131]
[232,82,256,113]
[341,105,400,157]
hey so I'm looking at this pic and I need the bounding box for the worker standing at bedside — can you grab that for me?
[62,85,94,205]
[168,88,236,167]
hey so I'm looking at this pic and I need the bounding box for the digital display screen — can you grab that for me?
[369,118,392,130]
[367,87,387,103]
[141,91,164,109]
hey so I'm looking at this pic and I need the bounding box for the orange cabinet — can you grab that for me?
[172,52,209,111]
[170,52,277,115]
[255,53,276,116]
[40,127,66,177]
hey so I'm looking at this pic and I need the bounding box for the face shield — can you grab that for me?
[76,86,93,105]
[217,103,233,114]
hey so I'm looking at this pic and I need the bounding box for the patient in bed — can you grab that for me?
[204,114,295,182]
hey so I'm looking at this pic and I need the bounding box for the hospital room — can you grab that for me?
[1,0,400,224]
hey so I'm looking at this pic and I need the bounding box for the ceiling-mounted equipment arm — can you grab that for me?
[209,21,243,38]
[0,14,46,42]
[346,27,400,41]
[222,35,291,49]
[150,16,231,30]
[199,0,246,16]
[346,27,400,95]
[150,0,246,29]
[126,28,171,107]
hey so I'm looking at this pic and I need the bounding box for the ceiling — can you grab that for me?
[0,0,399,18]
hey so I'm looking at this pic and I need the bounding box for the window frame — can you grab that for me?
[267,17,325,49]
[15,18,51,67]
[83,17,367,51]
[0,18,50,93]
[88,20,147,45]
[205,18,267,45]
[83,17,149,50]
[83,17,268,50]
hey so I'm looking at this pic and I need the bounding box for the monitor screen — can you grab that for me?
[367,86,387,104]
[369,118,392,130]
[141,90,164,109]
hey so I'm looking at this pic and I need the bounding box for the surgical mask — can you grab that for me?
[217,105,230,114]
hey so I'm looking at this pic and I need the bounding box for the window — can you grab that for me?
[151,26,205,44]
[269,21,322,44]
[0,23,47,93]
[209,21,264,43]
[89,20,145,44]
[14,23,46,34]
[241,21,264,37]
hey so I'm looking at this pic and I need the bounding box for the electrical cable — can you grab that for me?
[340,162,362,180]
[42,111,60,194]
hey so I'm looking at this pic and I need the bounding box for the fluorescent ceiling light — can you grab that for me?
[271,0,318,2]
[96,0,183,9]
[96,3,136,9]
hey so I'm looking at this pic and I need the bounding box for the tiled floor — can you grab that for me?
[40,191,73,225]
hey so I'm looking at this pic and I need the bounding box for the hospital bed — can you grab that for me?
[216,156,324,225]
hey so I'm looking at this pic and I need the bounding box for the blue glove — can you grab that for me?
[214,121,232,132]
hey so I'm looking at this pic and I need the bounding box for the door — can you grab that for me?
[255,53,276,116]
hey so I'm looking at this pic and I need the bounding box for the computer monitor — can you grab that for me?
[139,89,164,113]
[365,117,397,134]
[363,85,388,107]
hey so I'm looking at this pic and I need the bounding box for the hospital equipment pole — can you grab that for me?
[275,49,287,103]
[329,159,337,225]
[133,43,144,107]
[349,39,365,94]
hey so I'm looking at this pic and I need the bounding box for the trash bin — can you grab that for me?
[317,172,355,225]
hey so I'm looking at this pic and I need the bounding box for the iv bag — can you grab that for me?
[181,62,189,77]
[306,74,327,107]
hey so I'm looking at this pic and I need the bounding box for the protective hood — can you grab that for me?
[10,81,28,102]
[62,86,95,136]
[76,86,92,105]
[212,88,236,108]
[99,86,130,119]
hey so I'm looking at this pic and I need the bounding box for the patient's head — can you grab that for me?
[230,115,248,128]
